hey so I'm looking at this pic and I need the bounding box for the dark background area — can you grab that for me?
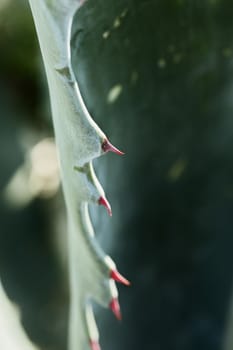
[1,0,233,350]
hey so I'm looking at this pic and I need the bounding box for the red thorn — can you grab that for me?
[90,340,101,350]
[110,269,131,286]
[109,298,122,321]
[102,138,125,155]
[98,196,112,216]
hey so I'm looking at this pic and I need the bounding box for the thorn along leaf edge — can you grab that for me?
[90,340,101,350]
[102,138,125,155]
[110,269,131,286]
[109,298,122,321]
[98,196,112,216]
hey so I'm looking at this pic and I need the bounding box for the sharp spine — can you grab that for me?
[102,138,125,155]
[110,269,131,286]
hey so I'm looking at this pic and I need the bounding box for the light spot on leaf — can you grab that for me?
[107,85,123,104]
[157,58,166,69]
[102,30,110,39]
[222,47,233,58]
[167,159,187,182]
[131,71,139,85]
[120,8,128,18]
[113,17,121,28]
[173,53,183,64]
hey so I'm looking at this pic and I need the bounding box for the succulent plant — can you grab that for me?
[28,1,129,349]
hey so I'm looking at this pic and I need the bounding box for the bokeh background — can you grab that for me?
[1,0,233,350]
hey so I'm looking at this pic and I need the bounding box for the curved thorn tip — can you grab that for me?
[102,138,125,155]
[98,196,112,216]
[109,298,122,321]
[110,269,131,286]
[90,340,101,350]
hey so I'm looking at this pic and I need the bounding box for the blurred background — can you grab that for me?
[1,0,233,350]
